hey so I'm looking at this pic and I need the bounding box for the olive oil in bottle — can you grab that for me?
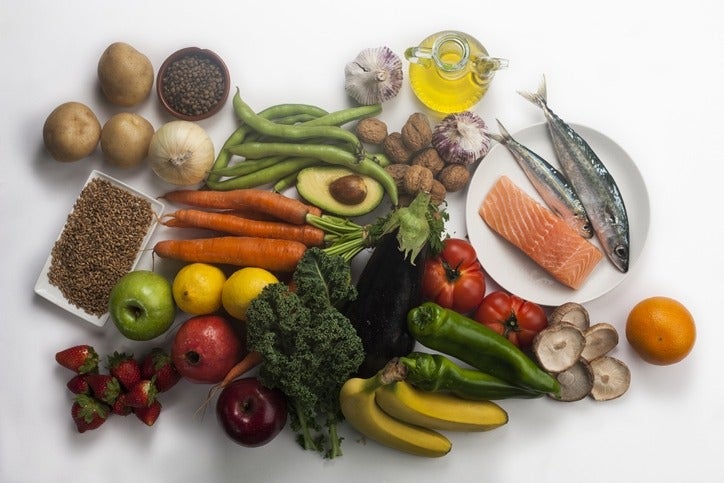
[405,31,508,114]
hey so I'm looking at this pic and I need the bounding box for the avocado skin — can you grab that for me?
[343,231,428,378]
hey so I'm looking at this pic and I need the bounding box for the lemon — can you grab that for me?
[172,263,227,315]
[222,267,279,321]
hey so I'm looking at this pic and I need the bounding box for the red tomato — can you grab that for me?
[422,238,486,314]
[474,291,547,349]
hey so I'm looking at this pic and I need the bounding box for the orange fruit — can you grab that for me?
[625,296,696,365]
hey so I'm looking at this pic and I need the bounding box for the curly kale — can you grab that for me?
[245,248,364,459]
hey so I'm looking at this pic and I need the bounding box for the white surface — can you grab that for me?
[2,1,723,482]
[33,170,164,326]
[465,123,650,306]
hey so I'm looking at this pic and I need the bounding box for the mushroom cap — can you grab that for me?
[581,322,619,362]
[590,356,631,401]
[532,322,586,373]
[549,302,590,331]
[549,359,594,402]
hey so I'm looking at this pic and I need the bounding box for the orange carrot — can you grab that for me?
[161,209,325,247]
[160,188,322,224]
[197,350,264,417]
[153,236,307,272]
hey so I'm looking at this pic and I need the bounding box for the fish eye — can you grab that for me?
[615,245,628,259]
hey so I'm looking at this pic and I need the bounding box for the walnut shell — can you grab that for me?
[384,163,409,189]
[411,147,445,176]
[382,132,414,164]
[430,179,447,205]
[355,118,388,145]
[403,165,434,194]
[401,112,432,152]
[438,164,471,192]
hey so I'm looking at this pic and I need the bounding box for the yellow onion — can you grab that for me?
[149,120,215,185]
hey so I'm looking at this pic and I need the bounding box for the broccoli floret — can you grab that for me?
[246,249,365,459]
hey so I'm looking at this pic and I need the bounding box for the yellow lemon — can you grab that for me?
[172,263,227,315]
[222,267,279,321]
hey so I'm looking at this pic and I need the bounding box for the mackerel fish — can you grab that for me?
[490,119,593,239]
[518,77,630,273]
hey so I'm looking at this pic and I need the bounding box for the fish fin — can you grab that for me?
[517,75,548,107]
[489,119,511,144]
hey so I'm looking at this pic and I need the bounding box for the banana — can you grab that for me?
[340,375,452,458]
[375,380,509,432]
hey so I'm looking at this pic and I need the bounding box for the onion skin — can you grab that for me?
[149,120,215,186]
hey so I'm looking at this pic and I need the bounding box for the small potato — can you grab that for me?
[42,101,101,162]
[97,42,154,107]
[101,113,154,168]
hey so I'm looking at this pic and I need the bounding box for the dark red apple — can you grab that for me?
[216,377,287,447]
[171,315,242,384]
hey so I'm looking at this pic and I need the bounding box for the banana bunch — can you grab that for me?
[340,362,508,457]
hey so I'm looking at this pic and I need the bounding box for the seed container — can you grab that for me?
[156,47,231,121]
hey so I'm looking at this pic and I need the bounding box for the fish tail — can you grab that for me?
[489,119,511,144]
[517,75,548,108]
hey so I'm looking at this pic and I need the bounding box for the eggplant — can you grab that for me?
[344,230,428,378]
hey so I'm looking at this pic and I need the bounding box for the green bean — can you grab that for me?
[227,142,398,205]
[232,89,363,153]
[210,155,287,178]
[205,157,321,191]
[272,170,302,193]
[299,104,382,127]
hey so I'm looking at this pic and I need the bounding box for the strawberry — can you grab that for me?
[124,379,158,408]
[141,347,181,393]
[55,345,99,374]
[107,351,141,391]
[134,400,162,426]
[86,374,121,405]
[66,374,91,395]
[71,394,110,433]
[111,393,132,416]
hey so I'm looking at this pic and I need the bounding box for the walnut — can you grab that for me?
[401,112,432,152]
[438,164,471,192]
[403,164,434,194]
[355,118,388,145]
[382,132,413,164]
[411,147,445,176]
[430,179,447,205]
[384,163,409,189]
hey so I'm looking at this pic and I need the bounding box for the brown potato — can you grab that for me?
[100,113,154,167]
[97,42,154,107]
[42,101,101,162]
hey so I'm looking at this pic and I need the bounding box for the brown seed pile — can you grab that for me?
[47,178,155,316]
[161,53,226,117]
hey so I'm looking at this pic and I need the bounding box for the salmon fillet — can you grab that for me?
[479,176,602,290]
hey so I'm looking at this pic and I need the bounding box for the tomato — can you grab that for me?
[473,291,547,349]
[422,238,486,314]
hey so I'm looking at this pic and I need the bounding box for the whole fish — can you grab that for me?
[490,119,593,239]
[518,77,630,273]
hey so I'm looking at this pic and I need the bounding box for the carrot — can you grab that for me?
[161,209,325,247]
[153,236,307,272]
[196,350,264,418]
[160,188,322,224]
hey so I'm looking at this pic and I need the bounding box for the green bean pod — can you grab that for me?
[205,157,320,191]
[399,352,543,400]
[227,142,398,205]
[210,155,287,178]
[233,90,363,152]
[407,302,560,395]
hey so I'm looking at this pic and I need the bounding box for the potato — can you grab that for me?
[100,113,154,167]
[97,42,154,107]
[42,101,101,162]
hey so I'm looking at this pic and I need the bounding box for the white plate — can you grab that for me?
[465,122,650,307]
[34,170,164,326]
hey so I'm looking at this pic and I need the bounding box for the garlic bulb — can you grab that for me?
[344,46,403,105]
[431,111,490,166]
[149,120,215,185]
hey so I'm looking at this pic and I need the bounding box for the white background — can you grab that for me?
[2,1,723,482]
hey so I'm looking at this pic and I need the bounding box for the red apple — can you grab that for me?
[171,315,242,384]
[216,377,287,447]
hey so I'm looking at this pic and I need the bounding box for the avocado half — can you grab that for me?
[296,166,384,217]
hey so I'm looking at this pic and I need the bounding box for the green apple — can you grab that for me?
[109,270,176,341]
